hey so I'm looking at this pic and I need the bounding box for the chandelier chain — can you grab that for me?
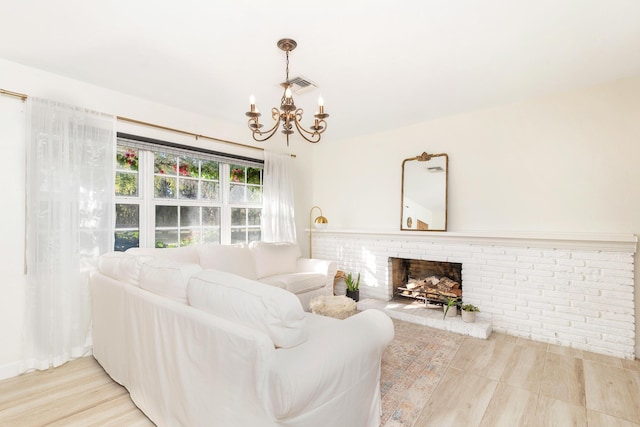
[285,50,290,82]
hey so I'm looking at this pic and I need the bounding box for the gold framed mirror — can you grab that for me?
[401,152,448,231]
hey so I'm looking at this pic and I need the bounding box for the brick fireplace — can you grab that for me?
[312,229,637,359]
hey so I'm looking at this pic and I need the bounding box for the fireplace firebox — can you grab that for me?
[389,257,462,305]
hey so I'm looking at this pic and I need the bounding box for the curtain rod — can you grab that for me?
[0,88,28,101]
[0,87,296,158]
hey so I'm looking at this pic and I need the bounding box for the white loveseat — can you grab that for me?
[90,245,394,427]
[126,241,337,310]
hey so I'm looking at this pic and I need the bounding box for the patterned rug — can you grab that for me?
[380,319,465,427]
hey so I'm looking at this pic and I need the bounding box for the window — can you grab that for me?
[114,135,263,250]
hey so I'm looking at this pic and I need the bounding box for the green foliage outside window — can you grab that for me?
[230,165,262,185]
[116,173,138,196]
[201,160,219,180]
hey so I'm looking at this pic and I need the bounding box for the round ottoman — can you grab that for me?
[310,295,357,319]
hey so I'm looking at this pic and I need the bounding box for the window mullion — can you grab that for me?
[142,150,155,248]
[220,163,231,244]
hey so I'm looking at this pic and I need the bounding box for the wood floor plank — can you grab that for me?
[0,357,152,426]
[0,357,99,406]
[1,380,124,425]
[48,394,154,427]
[539,352,585,407]
[500,345,546,393]
[478,383,539,427]
[414,368,497,427]
[584,360,640,424]
[0,366,113,414]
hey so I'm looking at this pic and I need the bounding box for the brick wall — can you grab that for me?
[313,231,636,359]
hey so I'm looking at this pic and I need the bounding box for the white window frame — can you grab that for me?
[114,135,263,250]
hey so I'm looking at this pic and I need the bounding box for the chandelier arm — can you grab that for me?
[315,119,328,134]
[249,108,282,142]
[294,109,325,134]
[292,114,322,143]
[293,109,318,136]
[294,109,327,135]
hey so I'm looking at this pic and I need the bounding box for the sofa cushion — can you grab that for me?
[249,241,301,279]
[259,273,327,294]
[197,244,257,280]
[126,246,199,264]
[187,269,307,348]
[139,259,203,304]
[98,252,152,286]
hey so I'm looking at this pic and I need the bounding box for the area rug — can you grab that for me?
[380,319,465,427]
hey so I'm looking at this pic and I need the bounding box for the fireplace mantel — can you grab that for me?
[310,228,637,253]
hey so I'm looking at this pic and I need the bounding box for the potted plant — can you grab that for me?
[345,272,360,302]
[460,303,480,323]
[442,296,460,319]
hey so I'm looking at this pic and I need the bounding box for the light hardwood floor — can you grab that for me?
[414,332,640,427]
[1,329,639,426]
[0,357,153,426]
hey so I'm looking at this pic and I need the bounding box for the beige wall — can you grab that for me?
[312,75,640,356]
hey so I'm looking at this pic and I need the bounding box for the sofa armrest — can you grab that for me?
[296,257,338,291]
[265,309,394,421]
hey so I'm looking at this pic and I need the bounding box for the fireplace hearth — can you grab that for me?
[389,257,462,305]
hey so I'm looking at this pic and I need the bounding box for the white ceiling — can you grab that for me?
[2,0,640,140]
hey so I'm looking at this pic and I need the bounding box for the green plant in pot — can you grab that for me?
[460,303,480,323]
[442,295,460,320]
[345,272,360,302]
[441,295,460,319]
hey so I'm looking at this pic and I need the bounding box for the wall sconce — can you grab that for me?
[309,206,328,257]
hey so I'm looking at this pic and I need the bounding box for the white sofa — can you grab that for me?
[126,241,337,310]
[90,246,394,427]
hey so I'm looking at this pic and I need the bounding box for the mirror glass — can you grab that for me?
[401,152,448,231]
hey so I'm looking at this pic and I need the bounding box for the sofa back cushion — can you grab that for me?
[197,244,257,280]
[139,259,203,304]
[126,246,199,265]
[98,252,152,286]
[187,269,308,348]
[249,242,301,279]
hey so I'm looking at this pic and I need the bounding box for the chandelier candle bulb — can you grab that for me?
[318,97,324,114]
[249,95,256,113]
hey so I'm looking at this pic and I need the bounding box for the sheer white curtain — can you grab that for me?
[261,151,296,243]
[23,97,115,371]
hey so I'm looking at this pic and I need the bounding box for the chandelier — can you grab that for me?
[246,39,329,145]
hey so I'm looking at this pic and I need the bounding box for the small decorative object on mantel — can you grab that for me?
[333,270,347,295]
[345,271,360,302]
[460,303,480,323]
